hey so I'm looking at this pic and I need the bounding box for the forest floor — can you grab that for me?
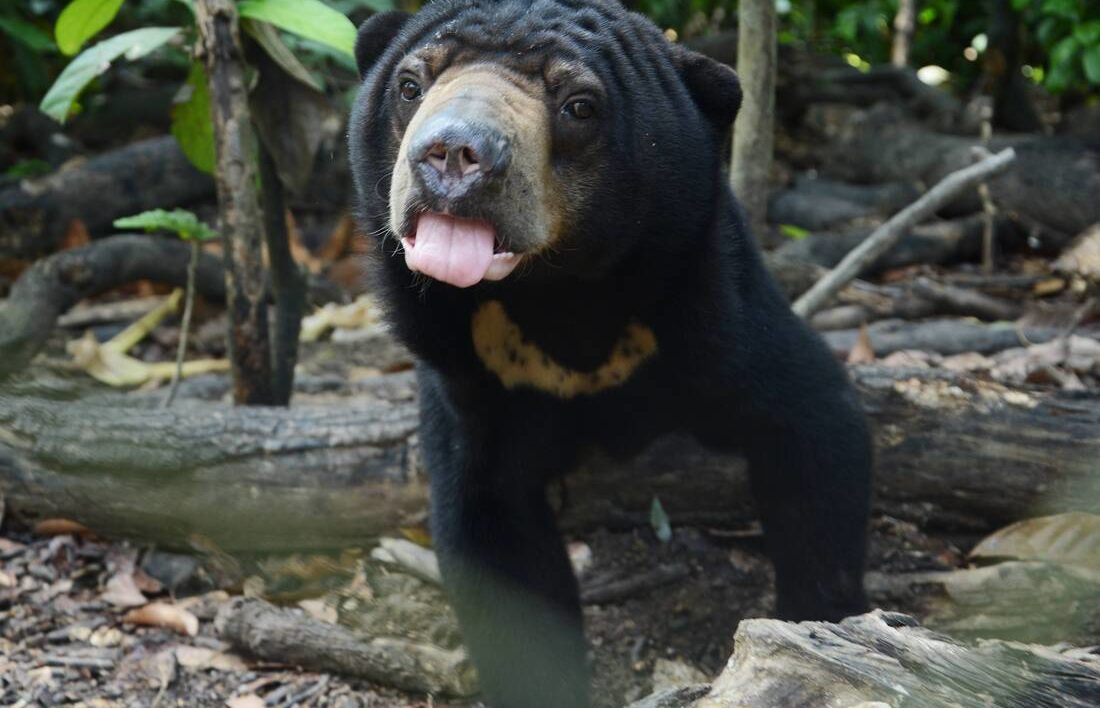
[1,511,985,708]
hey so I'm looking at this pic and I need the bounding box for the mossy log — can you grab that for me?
[2,364,1099,552]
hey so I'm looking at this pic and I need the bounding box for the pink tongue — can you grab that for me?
[406,213,496,288]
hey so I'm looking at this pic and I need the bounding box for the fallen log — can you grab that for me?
[665,611,1100,708]
[773,213,1022,274]
[3,363,1100,552]
[0,235,226,379]
[821,318,1073,357]
[0,136,215,261]
[823,105,1100,243]
[0,234,344,380]
[215,597,477,697]
[767,177,920,231]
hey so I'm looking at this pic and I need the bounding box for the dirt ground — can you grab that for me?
[1,511,994,708]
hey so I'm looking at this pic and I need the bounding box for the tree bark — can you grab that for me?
[195,0,273,406]
[3,365,1100,552]
[731,0,777,244]
[215,598,477,697]
[891,0,917,68]
[688,611,1100,708]
[0,137,213,262]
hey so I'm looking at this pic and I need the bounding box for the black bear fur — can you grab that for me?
[349,2,871,706]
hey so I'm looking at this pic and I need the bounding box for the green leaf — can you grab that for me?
[1074,21,1100,48]
[649,497,672,544]
[0,16,58,52]
[238,0,356,58]
[1050,35,1081,70]
[242,18,324,91]
[1040,0,1080,21]
[40,26,181,123]
[1084,45,1100,85]
[171,62,216,175]
[55,0,125,56]
[1010,0,1032,11]
[5,159,52,179]
[780,224,811,241]
[114,208,217,242]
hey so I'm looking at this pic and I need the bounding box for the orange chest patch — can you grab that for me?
[471,300,658,399]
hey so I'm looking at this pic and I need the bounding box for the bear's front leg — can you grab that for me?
[418,370,589,708]
[690,312,873,622]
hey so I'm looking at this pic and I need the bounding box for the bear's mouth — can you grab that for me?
[400,212,523,288]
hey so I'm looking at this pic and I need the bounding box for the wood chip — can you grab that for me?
[123,603,200,637]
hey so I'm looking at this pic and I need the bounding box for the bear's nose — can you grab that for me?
[410,118,510,200]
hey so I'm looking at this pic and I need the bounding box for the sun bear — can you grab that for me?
[348,2,872,706]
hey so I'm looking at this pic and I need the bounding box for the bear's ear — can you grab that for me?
[670,44,742,131]
[356,11,412,79]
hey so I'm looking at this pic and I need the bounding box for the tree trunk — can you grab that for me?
[891,0,917,68]
[3,365,1099,552]
[195,0,274,406]
[731,0,777,245]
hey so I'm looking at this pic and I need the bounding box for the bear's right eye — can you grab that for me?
[399,79,423,102]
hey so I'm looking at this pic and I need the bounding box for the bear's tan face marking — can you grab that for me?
[472,300,658,399]
[389,64,567,256]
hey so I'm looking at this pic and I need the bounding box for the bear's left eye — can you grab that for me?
[399,79,423,102]
[563,98,596,120]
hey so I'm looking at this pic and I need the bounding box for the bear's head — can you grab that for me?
[349,0,741,290]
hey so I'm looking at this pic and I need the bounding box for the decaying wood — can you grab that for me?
[687,611,1100,708]
[0,137,214,261]
[910,277,1023,322]
[4,364,1100,551]
[215,597,477,697]
[822,318,1069,357]
[0,234,341,380]
[793,147,1017,317]
[0,235,226,379]
[196,0,273,406]
[774,213,1020,277]
[824,106,1100,241]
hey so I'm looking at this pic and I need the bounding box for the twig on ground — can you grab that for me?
[792,147,1018,318]
[581,564,691,606]
[164,243,200,408]
[910,277,1022,322]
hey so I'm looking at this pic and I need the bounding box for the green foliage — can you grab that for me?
[0,14,58,52]
[39,26,181,122]
[114,208,217,242]
[54,0,124,55]
[242,17,324,91]
[237,0,358,58]
[171,62,216,174]
[5,159,53,178]
[1012,0,1100,93]
[780,224,811,241]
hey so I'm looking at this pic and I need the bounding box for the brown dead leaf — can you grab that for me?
[846,323,875,364]
[1054,224,1100,280]
[1033,277,1067,297]
[33,518,91,537]
[175,646,248,672]
[226,695,266,708]
[123,602,200,637]
[61,218,90,250]
[970,512,1100,570]
[101,572,147,608]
